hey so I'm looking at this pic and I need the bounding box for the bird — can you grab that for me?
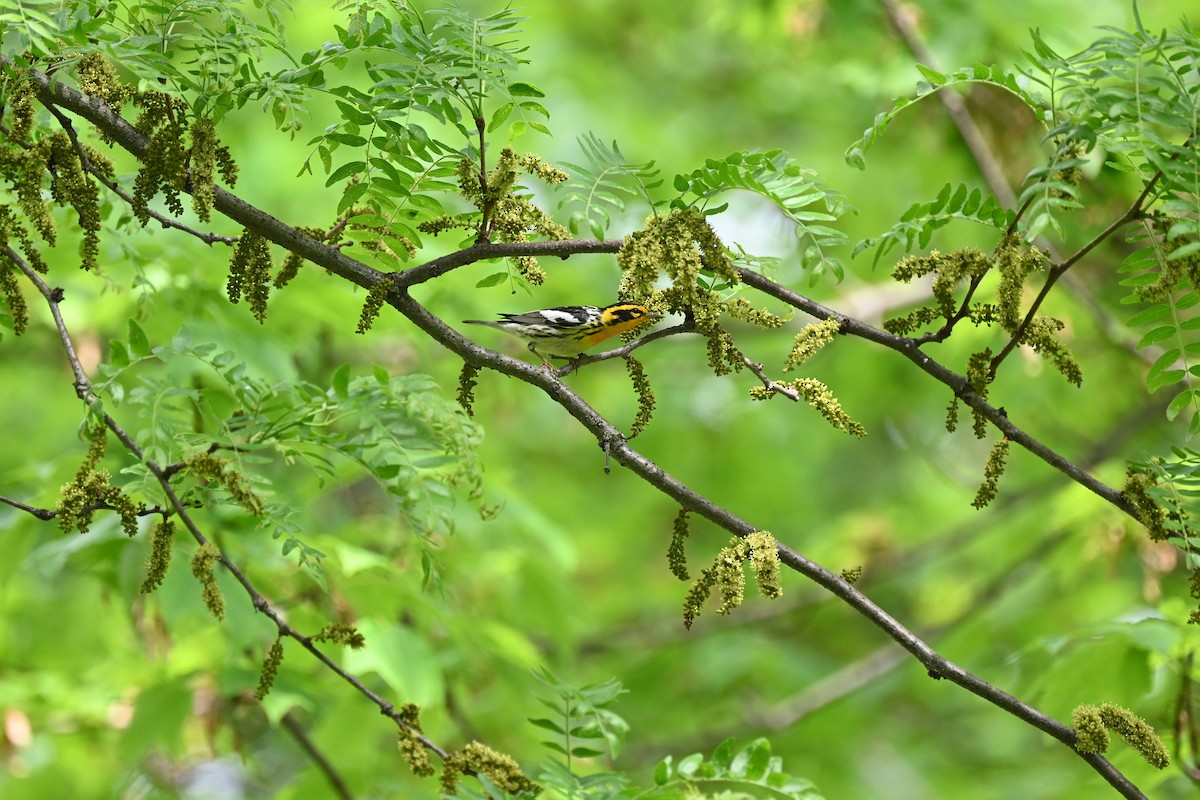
[462,302,663,365]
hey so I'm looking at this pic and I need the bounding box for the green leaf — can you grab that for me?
[915,64,946,84]
[326,132,367,146]
[108,339,130,368]
[1126,303,1171,326]
[332,363,350,398]
[558,133,659,240]
[326,160,367,186]
[710,737,736,771]
[508,81,545,97]
[1138,325,1178,349]
[487,102,513,133]
[1167,388,1199,421]
[127,319,150,359]
[527,717,565,733]
[475,272,508,288]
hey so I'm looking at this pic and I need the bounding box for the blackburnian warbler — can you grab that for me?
[462,303,662,364]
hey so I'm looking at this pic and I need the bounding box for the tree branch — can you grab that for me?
[15,59,1152,797]
[732,268,1140,519]
[0,494,57,520]
[7,244,449,763]
[281,709,355,800]
[988,173,1162,376]
[382,288,1145,799]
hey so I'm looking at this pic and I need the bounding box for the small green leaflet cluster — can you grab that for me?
[1023,22,1199,253]
[96,325,484,589]
[515,671,824,800]
[670,149,854,283]
[5,0,296,123]
[643,737,825,800]
[292,5,550,266]
[1129,447,1200,557]
[556,141,850,283]
[558,133,661,240]
[856,182,1015,267]
[844,62,1051,172]
[529,668,630,799]
[1119,237,1200,436]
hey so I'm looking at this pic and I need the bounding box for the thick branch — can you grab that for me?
[17,61,1148,796]
[384,289,1143,798]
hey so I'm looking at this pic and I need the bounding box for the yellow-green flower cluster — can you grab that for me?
[995,235,1048,330]
[1129,215,1200,302]
[77,53,132,116]
[722,295,790,329]
[783,317,841,373]
[965,349,993,439]
[139,518,176,594]
[1191,572,1200,626]
[191,542,225,620]
[56,425,139,536]
[618,208,790,377]
[275,225,329,290]
[1022,317,1082,386]
[255,638,284,700]
[397,703,435,778]
[356,276,392,335]
[456,362,479,417]
[618,207,737,330]
[131,90,189,221]
[704,327,744,376]
[682,531,783,629]
[226,230,274,323]
[1071,703,1169,769]
[4,76,37,143]
[667,507,690,581]
[186,450,265,515]
[625,354,655,437]
[313,623,366,649]
[115,67,238,228]
[784,377,868,437]
[745,531,782,599]
[1122,467,1168,541]
[189,117,217,222]
[972,437,1010,509]
[440,742,541,797]
[0,252,28,334]
[422,149,567,251]
[945,396,960,433]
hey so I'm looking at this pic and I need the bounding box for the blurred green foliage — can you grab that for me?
[3,1,1200,799]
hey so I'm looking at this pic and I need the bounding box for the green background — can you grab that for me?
[2,1,1198,798]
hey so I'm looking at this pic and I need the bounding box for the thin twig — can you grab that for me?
[988,172,1162,376]
[740,356,800,402]
[0,494,57,520]
[553,321,696,376]
[732,267,1140,519]
[281,710,355,800]
[0,495,183,521]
